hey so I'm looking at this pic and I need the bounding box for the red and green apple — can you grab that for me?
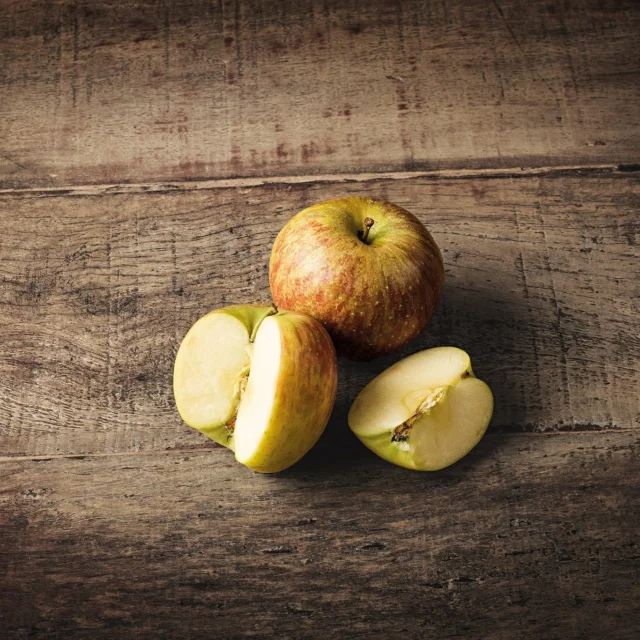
[269,196,445,360]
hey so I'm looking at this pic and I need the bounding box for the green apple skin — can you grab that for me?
[173,304,338,473]
[356,431,419,471]
[269,196,445,361]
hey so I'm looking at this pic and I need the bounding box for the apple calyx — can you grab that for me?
[359,216,375,244]
[224,305,278,438]
[391,386,449,442]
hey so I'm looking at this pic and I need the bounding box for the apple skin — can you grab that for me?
[353,379,493,472]
[269,196,445,360]
[355,431,419,471]
[242,310,338,473]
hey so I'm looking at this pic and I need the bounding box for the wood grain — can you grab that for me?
[1,0,639,189]
[1,170,638,457]
[1,431,638,638]
[3,1,639,636]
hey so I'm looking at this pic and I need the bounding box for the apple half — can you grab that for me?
[349,347,493,471]
[173,304,337,473]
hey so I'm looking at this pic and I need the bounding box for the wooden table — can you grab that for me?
[1,1,639,637]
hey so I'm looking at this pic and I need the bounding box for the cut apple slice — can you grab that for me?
[233,315,282,465]
[173,310,252,440]
[173,305,337,473]
[349,347,493,471]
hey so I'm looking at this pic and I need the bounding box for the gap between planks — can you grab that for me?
[1,428,636,463]
[1,163,637,199]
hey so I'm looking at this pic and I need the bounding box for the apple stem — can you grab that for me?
[361,217,374,244]
[249,304,278,343]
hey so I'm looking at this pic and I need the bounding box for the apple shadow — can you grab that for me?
[283,281,534,480]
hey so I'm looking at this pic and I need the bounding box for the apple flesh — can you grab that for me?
[173,305,337,473]
[348,347,493,470]
[269,196,445,361]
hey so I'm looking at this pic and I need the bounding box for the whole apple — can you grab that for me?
[173,304,337,473]
[269,196,445,360]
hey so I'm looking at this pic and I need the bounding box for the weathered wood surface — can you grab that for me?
[2,0,640,189]
[1,171,638,457]
[2,1,640,635]
[1,431,638,639]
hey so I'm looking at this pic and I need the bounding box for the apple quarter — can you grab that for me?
[349,346,493,471]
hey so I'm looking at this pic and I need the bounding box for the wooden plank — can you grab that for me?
[1,0,639,188]
[1,431,638,638]
[0,170,638,457]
